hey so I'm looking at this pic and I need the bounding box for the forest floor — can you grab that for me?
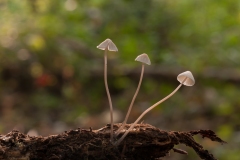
[0,123,226,160]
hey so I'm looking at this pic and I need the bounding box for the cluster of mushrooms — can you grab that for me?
[97,38,195,146]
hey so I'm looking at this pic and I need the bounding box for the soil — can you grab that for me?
[0,123,225,160]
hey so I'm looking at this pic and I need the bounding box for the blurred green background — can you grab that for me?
[0,0,240,159]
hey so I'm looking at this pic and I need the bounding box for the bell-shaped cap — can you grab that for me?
[135,53,151,65]
[97,38,118,51]
[177,71,195,86]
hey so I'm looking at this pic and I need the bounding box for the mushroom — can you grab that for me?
[97,38,118,142]
[115,53,151,136]
[177,71,195,86]
[114,71,195,146]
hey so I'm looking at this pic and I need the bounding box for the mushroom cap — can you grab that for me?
[97,38,118,51]
[135,53,151,65]
[177,71,195,86]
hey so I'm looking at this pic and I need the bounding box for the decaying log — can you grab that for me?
[0,123,225,160]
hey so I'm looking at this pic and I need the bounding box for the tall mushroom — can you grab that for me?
[115,53,151,136]
[97,38,118,142]
[114,71,195,146]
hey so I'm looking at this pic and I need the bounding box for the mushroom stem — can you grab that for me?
[115,64,144,136]
[104,49,114,142]
[114,77,187,146]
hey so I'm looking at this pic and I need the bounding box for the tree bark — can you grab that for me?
[0,123,225,160]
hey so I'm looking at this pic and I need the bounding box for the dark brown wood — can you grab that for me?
[0,124,225,160]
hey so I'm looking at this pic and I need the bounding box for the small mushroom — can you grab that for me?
[135,53,151,65]
[97,38,118,142]
[115,53,151,136]
[97,38,118,51]
[177,71,195,86]
[114,71,195,146]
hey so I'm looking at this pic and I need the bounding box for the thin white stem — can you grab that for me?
[115,64,144,136]
[114,78,187,146]
[104,49,114,142]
